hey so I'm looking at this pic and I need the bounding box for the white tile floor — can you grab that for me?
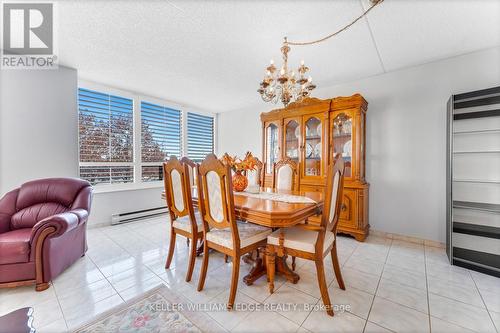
[1,216,499,333]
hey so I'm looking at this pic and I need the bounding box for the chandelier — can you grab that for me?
[257,0,384,107]
[257,37,315,107]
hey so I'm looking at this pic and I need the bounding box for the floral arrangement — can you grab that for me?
[221,151,258,173]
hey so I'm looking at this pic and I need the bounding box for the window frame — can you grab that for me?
[78,80,217,193]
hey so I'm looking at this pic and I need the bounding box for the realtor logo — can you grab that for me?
[1,2,58,69]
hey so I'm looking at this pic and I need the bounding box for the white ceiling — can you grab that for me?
[57,0,500,113]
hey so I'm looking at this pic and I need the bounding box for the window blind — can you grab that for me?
[141,101,182,181]
[78,88,134,185]
[187,112,214,162]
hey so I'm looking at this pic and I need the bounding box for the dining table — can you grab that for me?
[161,187,324,285]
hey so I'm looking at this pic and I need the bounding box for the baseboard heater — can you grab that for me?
[111,206,168,225]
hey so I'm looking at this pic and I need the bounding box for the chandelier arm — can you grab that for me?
[287,0,384,46]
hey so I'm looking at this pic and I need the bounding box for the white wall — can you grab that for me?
[0,66,79,193]
[218,47,500,243]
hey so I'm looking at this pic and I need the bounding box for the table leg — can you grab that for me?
[243,250,266,286]
[242,249,300,285]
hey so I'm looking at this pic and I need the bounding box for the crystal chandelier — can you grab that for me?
[257,0,384,107]
[257,37,316,107]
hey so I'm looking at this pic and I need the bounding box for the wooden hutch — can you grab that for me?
[260,94,369,241]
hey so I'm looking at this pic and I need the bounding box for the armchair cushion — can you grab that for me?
[11,203,67,230]
[0,229,31,265]
[9,178,90,230]
[267,226,335,255]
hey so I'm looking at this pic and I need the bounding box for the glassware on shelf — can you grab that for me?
[266,123,279,173]
[333,113,352,177]
[304,116,322,177]
[285,120,300,161]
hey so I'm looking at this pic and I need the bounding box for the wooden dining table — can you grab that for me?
[162,187,324,285]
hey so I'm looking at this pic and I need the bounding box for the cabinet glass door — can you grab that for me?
[284,119,300,162]
[304,116,323,177]
[333,113,353,177]
[265,123,280,174]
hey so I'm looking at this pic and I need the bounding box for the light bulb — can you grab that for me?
[266,70,271,76]
[300,60,305,66]
[308,76,312,82]
[291,71,295,77]
[270,59,274,65]
[280,68,285,75]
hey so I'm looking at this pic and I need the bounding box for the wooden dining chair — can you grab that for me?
[266,157,346,316]
[197,154,272,309]
[272,157,299,191]
[181,156,197,189]
[163,156,203,282]
[243,152,264,187]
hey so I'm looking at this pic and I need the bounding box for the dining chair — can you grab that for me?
[244,153,264,188]
[163,156,203,282]
[180,157,198,248]
[181,156,197,189]
[197,154,272,309]
[266,157,346,316]
[272,157,299,191]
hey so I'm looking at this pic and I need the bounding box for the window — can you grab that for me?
[187,112,214,162]
[141,101,182,182]
[78,83,216,189]
[78,88,134,185]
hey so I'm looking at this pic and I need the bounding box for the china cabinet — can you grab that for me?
[261,94,370,241]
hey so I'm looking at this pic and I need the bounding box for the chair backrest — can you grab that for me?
[314,157,345,255]
[197,154,240,247]
[180,157,198,188]
[8,178,92,230]
[163,156,197,228]
[272,158,299,191]
[322,157,345,233]
[245,156,263,187]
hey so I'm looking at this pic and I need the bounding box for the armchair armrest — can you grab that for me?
[0,189,19,234]
[30,211,80,245]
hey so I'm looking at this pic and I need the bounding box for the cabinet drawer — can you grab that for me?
[300,184,324,193]
[339,189,357,228]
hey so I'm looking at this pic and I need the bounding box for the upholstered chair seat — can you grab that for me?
[206,221,271,249]
[267,227,335,255]
[172,215,203,233]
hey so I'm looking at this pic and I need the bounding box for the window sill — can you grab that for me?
[92,182,164,194]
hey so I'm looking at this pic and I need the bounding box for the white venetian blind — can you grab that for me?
[78,88,134,185]
[141,101,182,181]
[187,112,214,162]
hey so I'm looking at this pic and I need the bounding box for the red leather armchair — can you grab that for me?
[0,178,92,291]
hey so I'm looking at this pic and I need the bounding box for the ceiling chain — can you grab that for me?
[286,0,384,46]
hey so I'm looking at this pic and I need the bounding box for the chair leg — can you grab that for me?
[331,243,345,290]
[186,235,197,282]
[267,246,276,294]
[315,260,333,316]
[228,255,240,310]
[197,241,210,291]
[291,256,296,271]
[165,231,176,269]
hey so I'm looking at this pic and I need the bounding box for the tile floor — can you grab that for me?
[1,217,499,333]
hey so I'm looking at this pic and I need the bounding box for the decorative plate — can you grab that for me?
[314,143,321,157]
[306,143,313,157]
[316,123,322,136]
[294,126,300,138]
